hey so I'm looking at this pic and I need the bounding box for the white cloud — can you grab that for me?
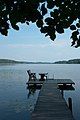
[0,39,70,48]
[0,39,80,62]
[0,43,54,48]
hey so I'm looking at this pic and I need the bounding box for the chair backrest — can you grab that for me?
[27,70,36,81]
[27,70,31,76]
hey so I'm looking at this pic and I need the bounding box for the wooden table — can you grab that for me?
[39,73,48,80]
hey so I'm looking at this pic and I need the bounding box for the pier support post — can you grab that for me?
[68,97,72,113]
[61,90,64,98]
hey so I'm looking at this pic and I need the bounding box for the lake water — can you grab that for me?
[0,64,80,120]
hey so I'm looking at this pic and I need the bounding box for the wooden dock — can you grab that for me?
[27,79,75,86]
[27,80,44,85]
[30,79,75,120]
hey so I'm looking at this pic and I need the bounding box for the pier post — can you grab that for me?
[53,74,54,80]
[61,90,64,98]
[68,97,72,113]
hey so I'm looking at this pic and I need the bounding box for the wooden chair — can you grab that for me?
[27,70,36,81]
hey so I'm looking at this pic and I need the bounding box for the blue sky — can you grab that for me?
[0,23,80,62]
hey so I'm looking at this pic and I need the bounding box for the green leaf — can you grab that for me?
[76,23,80,28]
[70,25,76,30]
[12,24,19,31]
[36,19,43,28]
[41,3,47,16]
[56,24,64,34]
[47,1,55,9]
[40,26,48,33]
[1,29,8,36]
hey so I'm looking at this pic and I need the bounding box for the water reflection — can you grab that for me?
[27,85,41,99]
[58,84,75,114]
[27,86,36,99]
[58,84,75,98]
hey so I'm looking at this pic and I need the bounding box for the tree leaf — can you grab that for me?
[76,23,80,28]
[12,24,19,30]
[41,3,47,16]
[47,1,55,9]
[56,24,64,34]
[36,19,43,28]
[70,25,76,30]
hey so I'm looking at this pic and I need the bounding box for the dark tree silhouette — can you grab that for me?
[0,0,80,47]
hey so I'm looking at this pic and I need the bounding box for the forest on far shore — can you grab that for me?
[0,59,80,64]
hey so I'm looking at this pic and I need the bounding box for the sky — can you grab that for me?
[0,23,80,62]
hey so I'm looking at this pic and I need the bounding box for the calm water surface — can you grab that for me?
[0,64,80,120]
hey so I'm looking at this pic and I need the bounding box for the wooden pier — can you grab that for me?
[27,79,75,120]
[27,80,44,86]
[27,79,75,87]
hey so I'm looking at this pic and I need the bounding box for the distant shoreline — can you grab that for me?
[0,59,53,65]
[0,59,80,64]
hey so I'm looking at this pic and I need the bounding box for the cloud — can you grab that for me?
[1,39,69,48]
[0,43,54,48]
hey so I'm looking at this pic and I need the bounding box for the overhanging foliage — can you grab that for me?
[0,0,80,47]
